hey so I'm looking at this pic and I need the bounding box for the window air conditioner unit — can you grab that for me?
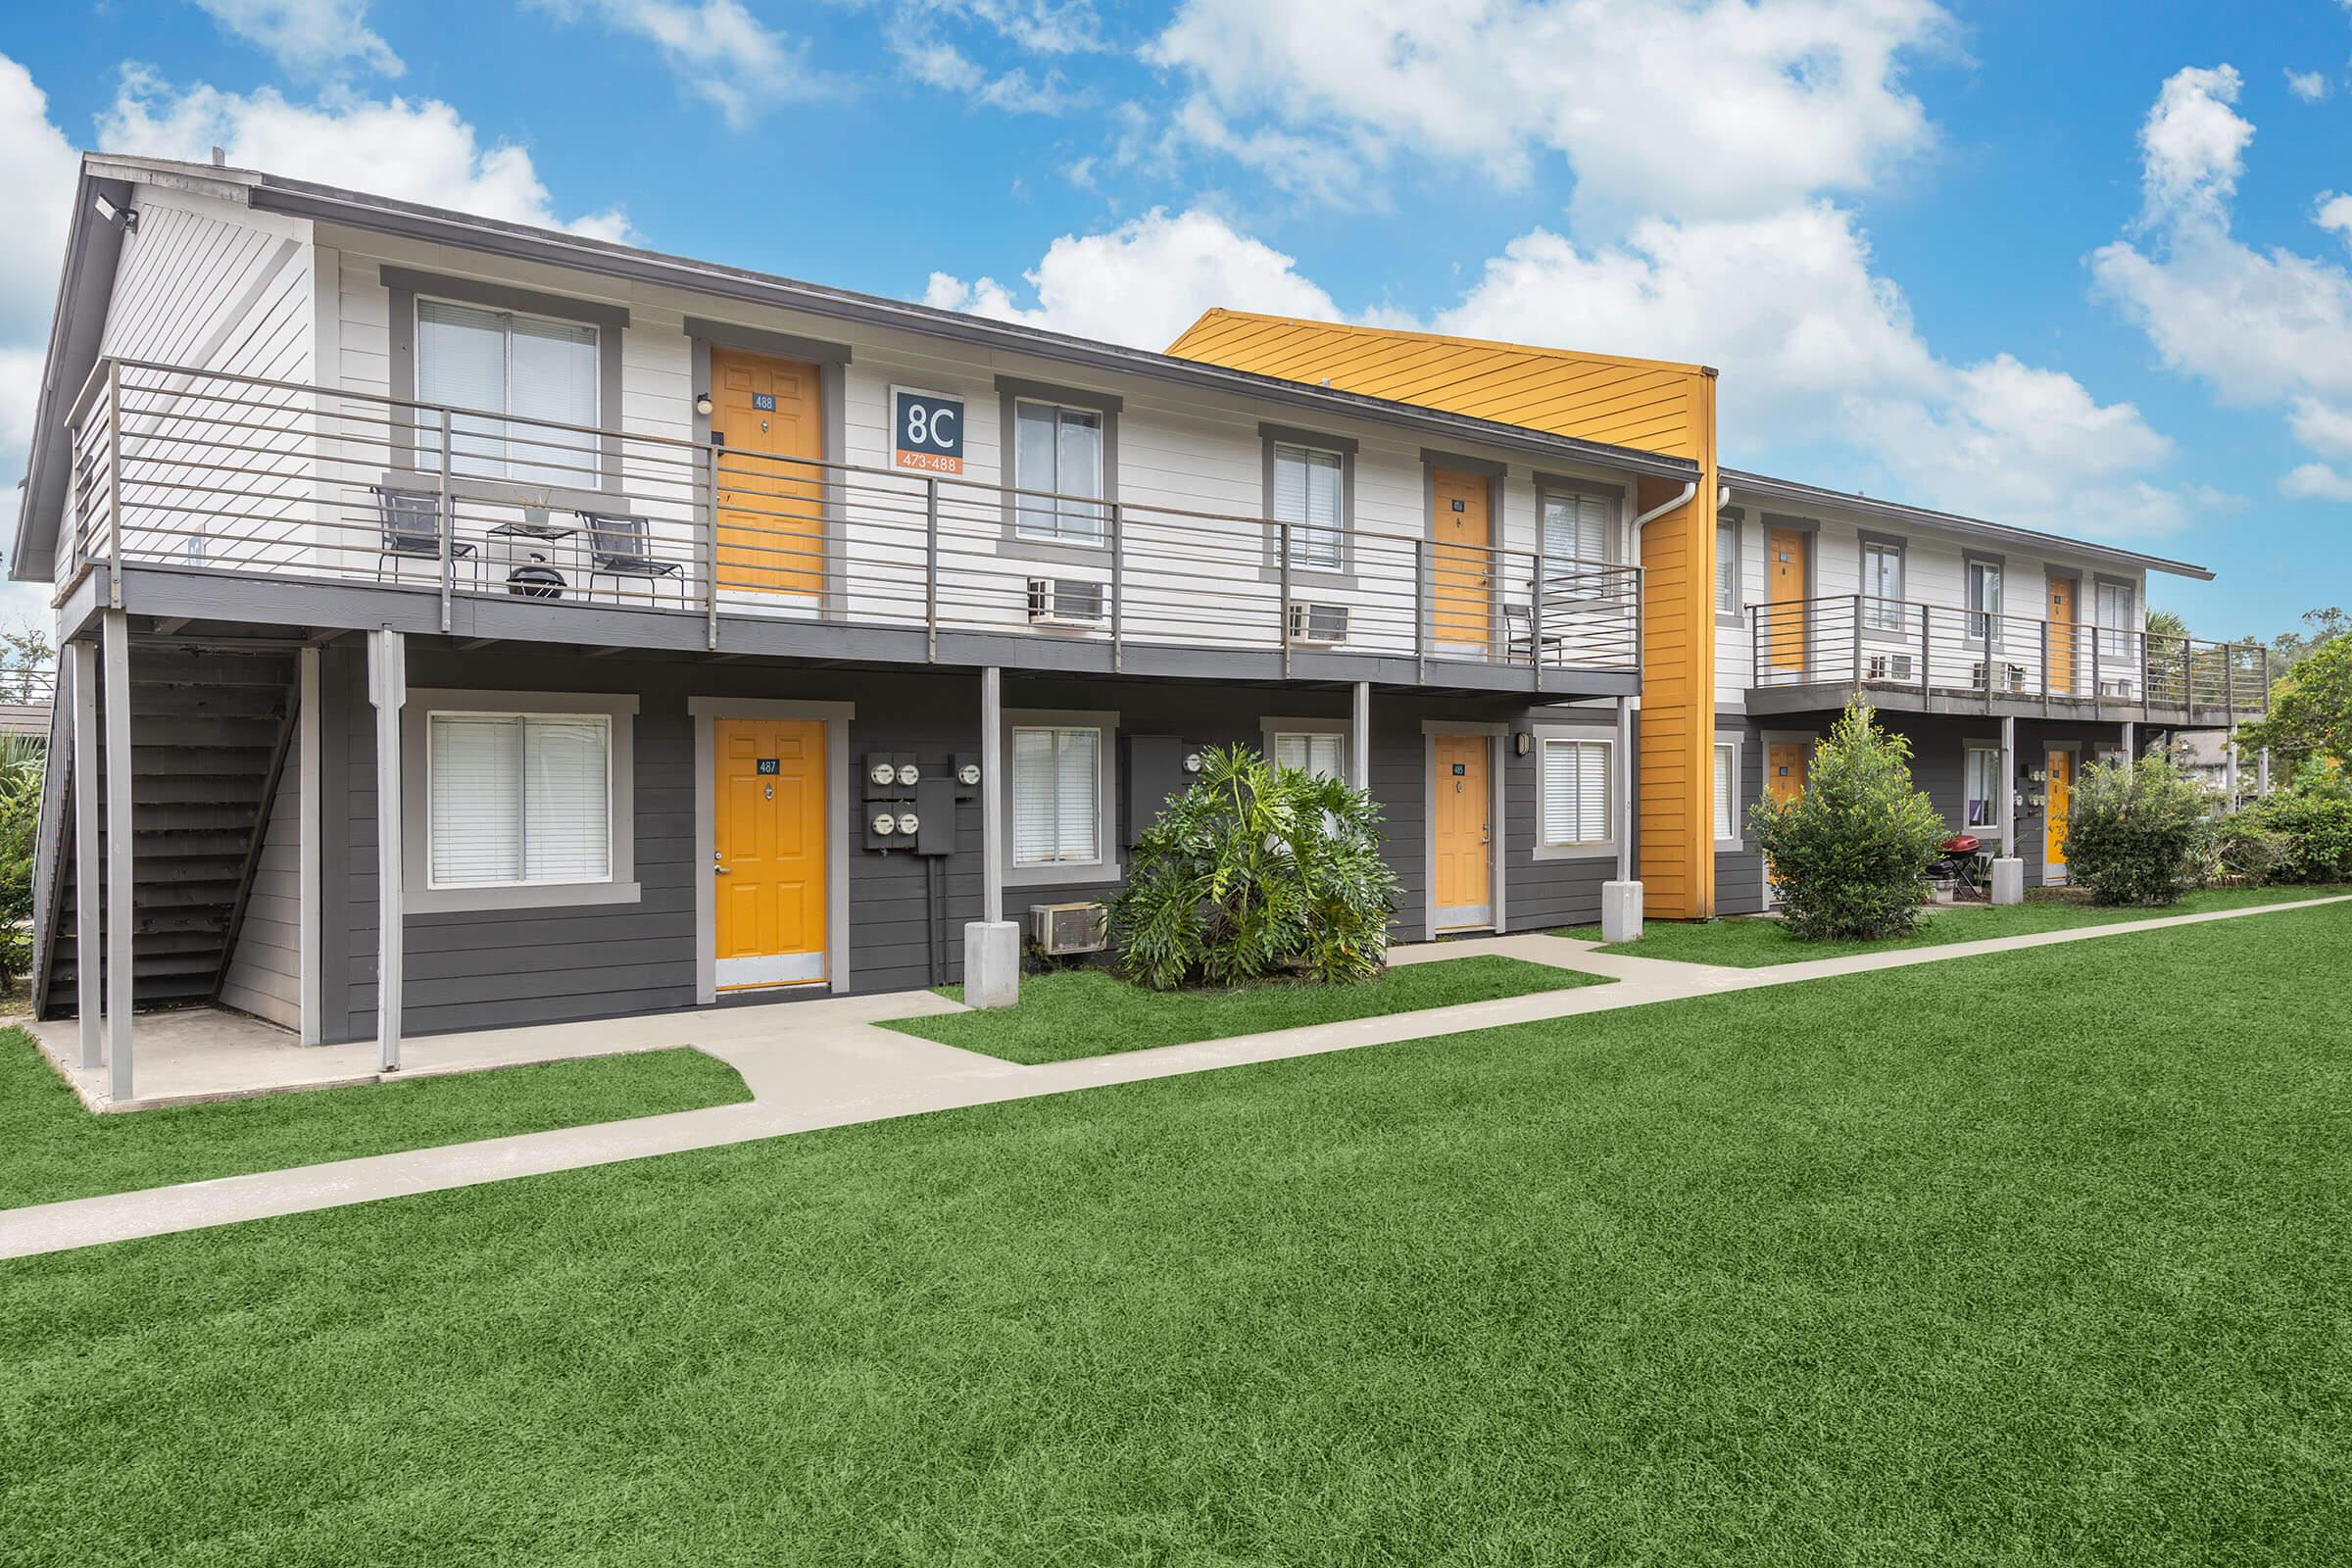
[2099,679,2132,699]
[1287,601,1349,646]
[1865,652,1914,682]
[1030,902,1108,956]
[1027,577,1106,627]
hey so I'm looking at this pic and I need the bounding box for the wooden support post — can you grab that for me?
[368,628,407,1071]
[71,642,100,1070]
[101,610,133,1102]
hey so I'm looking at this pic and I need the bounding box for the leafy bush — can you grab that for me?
[2236,766,2352,884]
[0,736,45,989]
[1108,744,1400,991]
[1746,701,1946,941]
[2200,814,2289,887]
[2061,752,2212,906]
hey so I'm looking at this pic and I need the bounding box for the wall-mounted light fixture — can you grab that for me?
[1513,732,1533,757]
[694,391,713,417]
[1181,752,1203,773]
[93,194,137,233]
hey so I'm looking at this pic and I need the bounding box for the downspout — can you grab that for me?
[1616,480,1699,883]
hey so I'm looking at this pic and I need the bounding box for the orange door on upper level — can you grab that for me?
[710,349,823,596]
[1432,733,1492,924]
[1766,526,1808,674]
[2046,573,2078,698]
[1431,470,1493,649]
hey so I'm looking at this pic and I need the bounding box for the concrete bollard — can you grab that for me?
[1989,858,2025,906]
[962,920,1021,1008]
[1601,880,1644,943]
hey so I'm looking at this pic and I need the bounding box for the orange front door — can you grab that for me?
[1431,470,1493,649]
[710,349,824,595]
[1432,733,1492,927]
[714,717,827,989]
[1766,740,1809,804]
[1766,526,1809,673]
[2046,573,2078,697]
[2044,748,2074,869]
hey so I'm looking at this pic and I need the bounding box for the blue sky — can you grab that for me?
[3,1,2349,636]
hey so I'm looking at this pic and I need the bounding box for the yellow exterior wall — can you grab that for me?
[1166,309,1719,917]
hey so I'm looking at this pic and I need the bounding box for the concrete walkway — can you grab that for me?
[6,893,2345,1260]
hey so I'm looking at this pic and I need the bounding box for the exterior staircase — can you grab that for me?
[36,646,299,1018]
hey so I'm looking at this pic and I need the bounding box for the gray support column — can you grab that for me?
[1615,697,1635,884]
[2225,724,2240,809]
[368,628,406,1070]
[297,647,322,1047]
[1999,713,2017,860]
[1350,681,1371,795]
[101,610,133,1101]
[2259,746,2272,796]
[2120,720,2135,761]
[980,664,1004,926]
[71,641,100,1070]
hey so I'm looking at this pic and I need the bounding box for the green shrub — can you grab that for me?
[2236,766,2352,883]
[1746,701,1946,941]
[0,736,44,989]
[1108,744,1400,991]
[2061,752,2212,906]
[2201,814,2289,887]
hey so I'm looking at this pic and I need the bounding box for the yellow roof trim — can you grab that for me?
[1167,308,1712,380]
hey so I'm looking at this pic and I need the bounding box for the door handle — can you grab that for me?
[712,865,732,874]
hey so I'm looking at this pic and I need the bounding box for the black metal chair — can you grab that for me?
[372,484,477,585]
[580,512,686,606]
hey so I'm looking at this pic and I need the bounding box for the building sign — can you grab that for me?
[891,388,965,475]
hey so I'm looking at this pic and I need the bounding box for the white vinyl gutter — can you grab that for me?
[1614,479,1698,880]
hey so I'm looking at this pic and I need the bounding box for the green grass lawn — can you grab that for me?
[6,906,2350,1565]
[0,1031,752,1211]
[883,954,1610,1063]
[1556,882,2352,966]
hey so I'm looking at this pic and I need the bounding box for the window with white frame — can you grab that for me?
[1013,400,1105,543]
[1541,737,1610,847]
[1011,725,1102,865]
[1716,517,1740,616]
[1964,745,2002,830]
[1543,489,1612,599]
[1714,742,1740,841]
[1273,443,1346,569]
[1271,731,1347,781]
[2096,579,2134,660]
[1862,540,1905,632]
[1966,559,2003,642]
[427,712,612,889]
[416,299,599,486]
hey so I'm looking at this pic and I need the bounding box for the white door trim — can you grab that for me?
[1421,719,1506,939]
[691,697,855,1004]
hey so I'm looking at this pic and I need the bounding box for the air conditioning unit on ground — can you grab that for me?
[1030,902,1108,956]
[1287,601,1349,645]
[1865,652,1914,682]
[1027,577,1106,627]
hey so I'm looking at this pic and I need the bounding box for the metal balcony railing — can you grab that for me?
[61,358,1643,683]
[1749,594,2270,721]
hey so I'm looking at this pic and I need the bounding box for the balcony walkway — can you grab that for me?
[10,890,2348,1259]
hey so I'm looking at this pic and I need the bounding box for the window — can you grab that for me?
[1541,738,1610,847]
[1543,489,1613,599]
[1012,400,1105,544]
[427,712,612,889]
[1716,517,1740,617]
[1273,443,1346,569]
[1966,559,2003,643]
[1714,742,1740,842]
[2096,580,2134,660]
[1861,540,1905,632]
[1965,745,2002,830]
[416,299,599,486]
[1011,725,1102,865]
[1272,731,1347,781]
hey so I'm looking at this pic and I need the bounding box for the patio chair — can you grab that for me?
[581,512,687,606]
[372,484,477,585]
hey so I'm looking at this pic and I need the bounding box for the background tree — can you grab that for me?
[2237,629,2352,778]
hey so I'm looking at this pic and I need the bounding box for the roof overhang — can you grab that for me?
[1722,467,2215,581]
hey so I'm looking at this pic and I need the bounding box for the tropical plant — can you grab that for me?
[2060,752,2212,906]
[1108,744,1399,991]
[1746,701,1946,941]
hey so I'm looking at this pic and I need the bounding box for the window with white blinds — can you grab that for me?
[1011,725,1102,864]
[1544,490,1613,599]
[427,712,612,889]
[2095,579,2134,660]
[1013,401,1106,543]
[1272,443,1346,568]
[1862,541,1905,631]
[416,298,599,486]
[1541,738,1610,846]
[1716,518,1740,615]
[1271,731,1346,780]
[1965,745,2001,829]
[1714,743,1739,841]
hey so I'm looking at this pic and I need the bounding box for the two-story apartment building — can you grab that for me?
[17,155,1686,1099]
[1165,313,2268,913]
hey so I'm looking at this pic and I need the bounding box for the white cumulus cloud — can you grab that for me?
[191,0,403,77]
[2285,69,2328,103]
[2281,463,2352,502]
[527,1,832,128]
